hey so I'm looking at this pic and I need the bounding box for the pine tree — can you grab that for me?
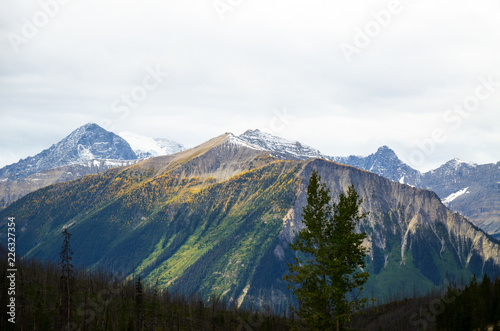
[284,169,369,330]
[135,275,144,331]
[59,226,74,329]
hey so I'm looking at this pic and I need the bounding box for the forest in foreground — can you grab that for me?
[1,244,500,331]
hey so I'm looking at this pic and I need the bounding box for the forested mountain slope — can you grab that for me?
[1,133,499,307]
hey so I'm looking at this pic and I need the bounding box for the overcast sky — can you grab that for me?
[1,0,499,172]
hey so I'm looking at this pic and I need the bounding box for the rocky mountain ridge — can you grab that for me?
[327,145,500,238]
[233,129,499,238]
[237,129,326,160]
[1,125,498,240]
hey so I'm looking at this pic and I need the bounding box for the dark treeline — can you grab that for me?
[2,242,500,330]
[349,275,500,331]
[436,274,500,331]
[0,250,291,330]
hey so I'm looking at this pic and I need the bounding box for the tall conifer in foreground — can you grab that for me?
[136,275,144,331]
[59,226,74,329]
[284,169,369,330]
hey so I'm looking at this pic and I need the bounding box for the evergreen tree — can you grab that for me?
[59,226,74,329]
[135,275,144,331]
[284,169,369,330]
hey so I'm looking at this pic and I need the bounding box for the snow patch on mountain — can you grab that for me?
[438,158,478,174]
[227,134,265,151]
[119,131,185,159]
[238,129,325,160]
[77,145,95,161]
[450,158,477,168]
[442,187,469,206]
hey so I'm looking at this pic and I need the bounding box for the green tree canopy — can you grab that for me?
[284,169,369,330]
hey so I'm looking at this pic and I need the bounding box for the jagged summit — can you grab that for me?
[330,146,422,185]
[426,158,479,177]
[77,122,100,130]
[226,132,265,151]
[238,129,325,160]
[0,123,137,180]
[443,157,478,169]
[319,144,499,237]
[375,145,398,157]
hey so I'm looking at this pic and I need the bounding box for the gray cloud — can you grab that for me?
[1,0,499,170]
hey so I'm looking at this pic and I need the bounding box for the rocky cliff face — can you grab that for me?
[274,159,500,300]
[329,148,500,238]
[232,131,499,238]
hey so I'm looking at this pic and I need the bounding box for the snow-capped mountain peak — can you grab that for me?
[226,133,266,151]
[375,145,398,159]
[428,158,479,177]
[118,131,185,159]
[0,123,137,180]
[331,145,422,185]
[237,129,325,160]
[447,158,478,169]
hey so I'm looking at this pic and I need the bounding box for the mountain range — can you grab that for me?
[330,145,500,239]
[236,129,500,239]
[1,126,499,308]
[1,124,498,239]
